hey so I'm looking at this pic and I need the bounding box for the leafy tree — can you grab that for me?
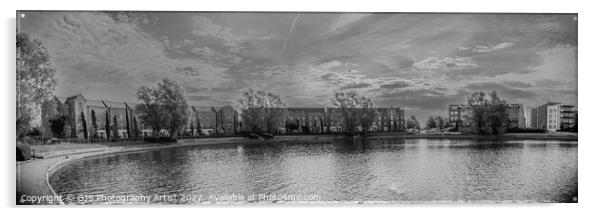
[467,91,508,135]
[105,110,111,138]
[48,115,69,138]
[16,32,57,137]
[426,116,437,129]
[330,91,377,134]
[80,111,88,139]
[440,116,451,128]
[135,79,189,138]
[196,116,202,136]
[112,115,119,138]
[125,107,131,138]
[90,110,98,138]
[406,115,420,129]
[238,89,286,134]
[356,107,377,132]
[132,115,139,137]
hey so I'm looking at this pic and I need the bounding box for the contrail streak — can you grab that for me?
[279,13,301,57]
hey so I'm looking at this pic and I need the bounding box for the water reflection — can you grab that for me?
[50,138,578,204]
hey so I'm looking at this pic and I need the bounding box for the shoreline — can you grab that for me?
[17,133,577,205]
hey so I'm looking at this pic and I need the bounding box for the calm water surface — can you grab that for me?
[50,138,577,204]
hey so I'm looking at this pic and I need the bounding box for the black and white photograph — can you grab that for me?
[13,6,582,207]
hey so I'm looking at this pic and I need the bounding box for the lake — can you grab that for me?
[49,138,577,204]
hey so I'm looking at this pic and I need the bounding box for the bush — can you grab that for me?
[143,137,178,143]
[17,142,32,161]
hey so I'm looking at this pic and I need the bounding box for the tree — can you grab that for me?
[125,105,131,138]
[132,115,139,137]
[356,107,377,132]
[196,116,202,136]
[467,91,508,135]
[48,115,69,138]
[406,115,420,130]
[112,115,119,138]
[17,32,57,137]
[80,111,88,139]
[330,91,377,134]
[441,116,451,128]
[90,110,98,138]
[135,79,189,138]
[105,110,111,139]
[426,116,437,129]
[238,89,286,134]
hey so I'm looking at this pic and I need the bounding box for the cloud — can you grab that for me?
[190,15,273,48]
[463,82,537,99]
[329,14,371,32]
[413,56,478,70]
[503,80,533,88]
[20,12,232,103]
[459,42,514,53]
[339,82,372,90]
[377,88,468,110]
[380,81,410,89]
[20,12,577,116]
[188,95,213,101]
[175,66,200,76]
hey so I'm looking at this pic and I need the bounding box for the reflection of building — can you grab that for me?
[41,94,239,139]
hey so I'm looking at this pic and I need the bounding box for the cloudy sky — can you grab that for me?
[19,12,577,123]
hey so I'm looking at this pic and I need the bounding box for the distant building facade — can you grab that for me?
[448,103,526,129]
[448,104,473,128]
[507,104,525,129]
[530,101,577,132]
[524,107,536,128]
[41,94,239,139]
[245,106,405,134]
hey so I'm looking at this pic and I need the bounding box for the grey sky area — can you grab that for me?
[19,12,577,123]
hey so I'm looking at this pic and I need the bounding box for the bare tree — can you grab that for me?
[331,91,377,134]
[467,91,508,135]
[238,89,286,134]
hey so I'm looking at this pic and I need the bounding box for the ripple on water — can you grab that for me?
[50,138,578,204]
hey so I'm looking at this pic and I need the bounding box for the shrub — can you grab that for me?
[16,142,32,161]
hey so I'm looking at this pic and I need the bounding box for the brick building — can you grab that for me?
[245,106,405,134]
[41,94,239,139]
